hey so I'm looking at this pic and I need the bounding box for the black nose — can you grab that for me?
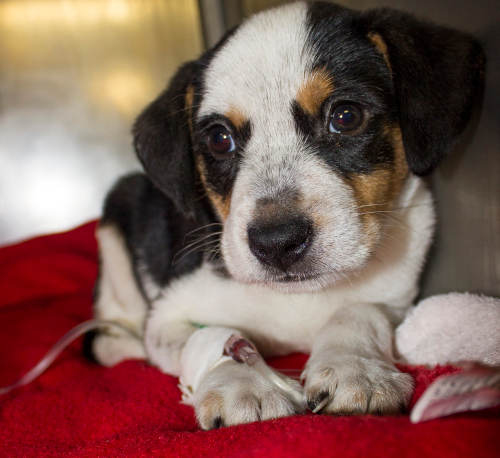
[247,217,313,270]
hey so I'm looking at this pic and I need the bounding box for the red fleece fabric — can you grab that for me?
[0,222,498,457]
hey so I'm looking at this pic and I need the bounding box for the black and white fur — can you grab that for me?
[85,2,484,429]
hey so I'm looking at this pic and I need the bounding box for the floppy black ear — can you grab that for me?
[362,9,485,175]
[133,61,199,215]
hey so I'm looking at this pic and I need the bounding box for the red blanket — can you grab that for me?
[1,222,498,457]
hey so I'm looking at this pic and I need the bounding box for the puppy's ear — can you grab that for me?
[362,10,485,175]
[133,61,198,215]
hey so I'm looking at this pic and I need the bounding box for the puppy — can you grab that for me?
[85,1,484,429]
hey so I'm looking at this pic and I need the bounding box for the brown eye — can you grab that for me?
[207,125,236,159]
[328,103,364,133]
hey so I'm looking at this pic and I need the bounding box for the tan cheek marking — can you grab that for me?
[185,84,195,134]
[296,68,334,116]
[349,169,391,250]
[389,125,409,194]
[225,107,247,129]
[368,32,392,74]
[349,124,409,249]
[195,155,232,221]
[187,85,232,221]
[196,109,244,222]
[351,168,393,211]
[351,125,409,211]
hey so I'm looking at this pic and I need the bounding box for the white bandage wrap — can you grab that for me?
[178,327,240,405]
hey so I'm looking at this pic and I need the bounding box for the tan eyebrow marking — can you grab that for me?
[296,68,335,116]
[225,106,247,129]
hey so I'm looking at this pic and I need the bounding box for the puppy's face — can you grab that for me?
[134,2,484,292]
[194,3,405,291]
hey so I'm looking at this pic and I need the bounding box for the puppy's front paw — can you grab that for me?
[194,360,304,429]
[303,355,413,415]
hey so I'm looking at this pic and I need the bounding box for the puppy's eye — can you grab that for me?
[328,103,364,134]
[207,125,236,159]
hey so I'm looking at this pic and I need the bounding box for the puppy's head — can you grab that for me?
[133,2,484,292]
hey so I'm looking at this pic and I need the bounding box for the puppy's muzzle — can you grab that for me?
[247,216,313,271]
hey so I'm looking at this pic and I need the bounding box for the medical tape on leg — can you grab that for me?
[178,327,238,405]
[178,327,304,409]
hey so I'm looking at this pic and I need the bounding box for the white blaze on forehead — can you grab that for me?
[198,1,312,132]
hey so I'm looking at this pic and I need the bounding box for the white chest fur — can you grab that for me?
[148,176,435,357]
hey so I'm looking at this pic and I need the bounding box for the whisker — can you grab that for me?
[173,232,222,262]
[173,239,221,266]
[179,231,223,252]
[359,209,402,216]
[355,202,389,210]
[184,222,223,240]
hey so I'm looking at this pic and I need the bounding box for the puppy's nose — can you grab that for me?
[247,217,312,270]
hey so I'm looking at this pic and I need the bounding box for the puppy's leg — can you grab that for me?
[89,224,147,366]
[145,317,304,429]
[303,303,413,415]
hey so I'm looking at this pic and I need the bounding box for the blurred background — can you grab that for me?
[0,0,498,297]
